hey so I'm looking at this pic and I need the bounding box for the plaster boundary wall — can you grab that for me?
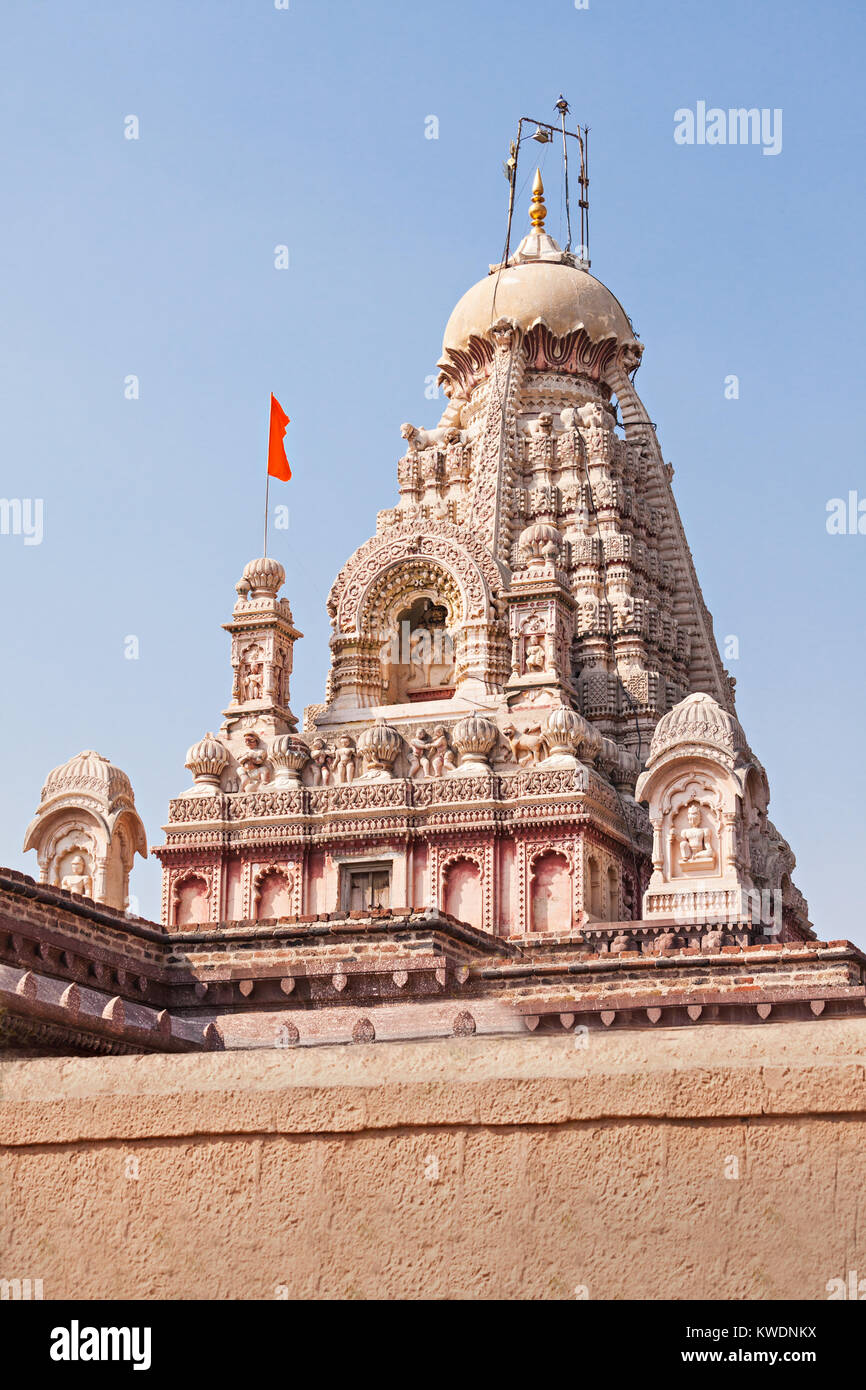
[4,1021,866,1300]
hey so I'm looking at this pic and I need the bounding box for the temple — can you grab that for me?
[5,167,855,1059]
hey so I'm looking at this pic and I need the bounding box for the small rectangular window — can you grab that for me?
[345,865,391,912]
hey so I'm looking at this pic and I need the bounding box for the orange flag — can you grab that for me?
[267,393,291,480]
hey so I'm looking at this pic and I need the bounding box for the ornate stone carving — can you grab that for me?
[151,174,809,948]
[236,732,272,791]
[271,735,310,787]
[408,729,433,779]
[60,852,92,898]
[185,733,229,793]
[408,725,458,779]
[634,693,777,927]
[307,737,332,785]
[331,734,357,784]
[429,726,457,777]
[223,556,302,734]
[503,723,548,767]
[678,802,716,871]
[451,713,498,772]
[541,707,587,770]
[357,720,402,780]
[24,750,147,911]
[240,646,265,702]
[243,556,285,596]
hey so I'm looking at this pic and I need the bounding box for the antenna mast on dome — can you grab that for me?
[502,95,589,266]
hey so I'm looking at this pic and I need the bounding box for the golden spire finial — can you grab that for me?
[529,167,547,232]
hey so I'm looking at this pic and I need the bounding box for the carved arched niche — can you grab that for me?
[43,817,101,897]
[584,853,602,920]
[254,867,293,921]
[173,871,212,927]
[378,580,460,706]
[443,854,483,931]
[529,850,572,932]
[25,801,145,911]
[637,755,753,922]
[656,770,730,885]
[325,531,508,711]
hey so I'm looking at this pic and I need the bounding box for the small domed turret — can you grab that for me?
[241,556,285,598]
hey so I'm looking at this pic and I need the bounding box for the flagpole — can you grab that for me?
[264,390,270,557]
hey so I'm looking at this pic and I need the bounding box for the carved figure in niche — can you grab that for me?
[429,726,457,777]
[241,659,264,702]
[503,724,547,767]
[332,734,356,784]
[236,732,272,791]
[406,629,433,693]
[61,852,92,897]
[678,802,715,869]
[417,599,448,634]
[308,737,331,786]
[524,634,547,673]
[387,595,456,702]
[556,412,583,467]
[612,595,635,630]
[408,729,434,778]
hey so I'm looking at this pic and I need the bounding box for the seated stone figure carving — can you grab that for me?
[524,634,547,672]
[236,732,272,791]
[678,803,716,871]
[60,852,92,897]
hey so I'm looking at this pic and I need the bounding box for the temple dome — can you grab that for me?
[440,169,642,377]
[41,750,134,809]
[442,258,636,357]
[644,692,749,769]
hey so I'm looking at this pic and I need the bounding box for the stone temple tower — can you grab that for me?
[154,172,810,944]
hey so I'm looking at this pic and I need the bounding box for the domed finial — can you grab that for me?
[529,168,547,232]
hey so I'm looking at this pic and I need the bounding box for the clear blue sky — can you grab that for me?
[1,0,863,936]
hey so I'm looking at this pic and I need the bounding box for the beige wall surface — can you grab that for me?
[3,1020,866,1301]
